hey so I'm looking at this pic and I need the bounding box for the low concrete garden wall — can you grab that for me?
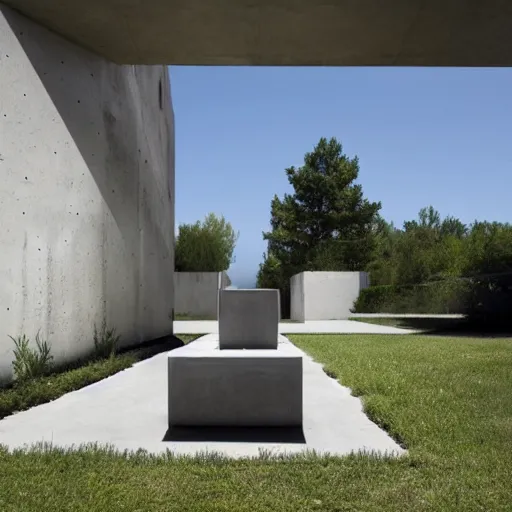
[290,271,369,321]
[174,272,229,319]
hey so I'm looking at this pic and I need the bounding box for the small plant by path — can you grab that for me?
[10,332,53,382]
[93,320,120,359]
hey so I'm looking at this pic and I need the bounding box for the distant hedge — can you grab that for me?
[353,276,512,329]
[352,280,471,315]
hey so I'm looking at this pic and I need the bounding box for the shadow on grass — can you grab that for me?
[119,334,186,360]
[163,426,306,444]
[390,317,512,338]
[174,314,217,321]
[350,316,512,338]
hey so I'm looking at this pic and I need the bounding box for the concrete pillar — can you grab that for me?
[0,6,175,381]
[218,289,280,349]
[290,271,370,321]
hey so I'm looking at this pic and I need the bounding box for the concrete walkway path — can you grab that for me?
[0,335,405,459]
[174,320,418,335]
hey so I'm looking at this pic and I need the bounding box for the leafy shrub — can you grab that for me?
[352,280,470,314]
[175,213,239,272]
[93,320,120,359]
[10,332,54,382]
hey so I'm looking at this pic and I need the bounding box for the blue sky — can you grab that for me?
[170,66,512,288]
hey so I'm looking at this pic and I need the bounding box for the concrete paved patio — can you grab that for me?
[175,319,418,335]
[0,335,405,459]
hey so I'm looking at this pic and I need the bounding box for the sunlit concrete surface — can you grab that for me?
[174,320,419,335]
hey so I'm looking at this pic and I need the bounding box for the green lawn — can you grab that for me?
[1,334,511,511]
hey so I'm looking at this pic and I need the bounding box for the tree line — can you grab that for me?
[174,137,511,327]
[256,137,512,326]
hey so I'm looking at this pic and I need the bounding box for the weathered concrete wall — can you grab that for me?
[174,272,229,319]
[290,272,370,321]
[0,6,175,381]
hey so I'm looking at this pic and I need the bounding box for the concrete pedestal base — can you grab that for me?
[168,339,302,427]
[218,289,280,349]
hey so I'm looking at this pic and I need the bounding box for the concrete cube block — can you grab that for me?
[168,345,302,427]
[218,289,280,349]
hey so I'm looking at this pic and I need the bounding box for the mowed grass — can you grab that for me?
[0,334,511,511]
[291,334,512,508]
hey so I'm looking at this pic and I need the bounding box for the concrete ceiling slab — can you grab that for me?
[3,0,512,66]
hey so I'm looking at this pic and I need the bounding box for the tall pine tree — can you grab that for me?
[257,137,381,315]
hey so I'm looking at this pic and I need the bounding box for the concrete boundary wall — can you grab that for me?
[174,272,229,319]
[0,6,175,382]
[290,272,370,321]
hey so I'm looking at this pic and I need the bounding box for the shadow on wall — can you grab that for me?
[3,7,175,357]
[359,272,370,290]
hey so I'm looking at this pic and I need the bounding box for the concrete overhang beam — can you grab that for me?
[3,0,512,66]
